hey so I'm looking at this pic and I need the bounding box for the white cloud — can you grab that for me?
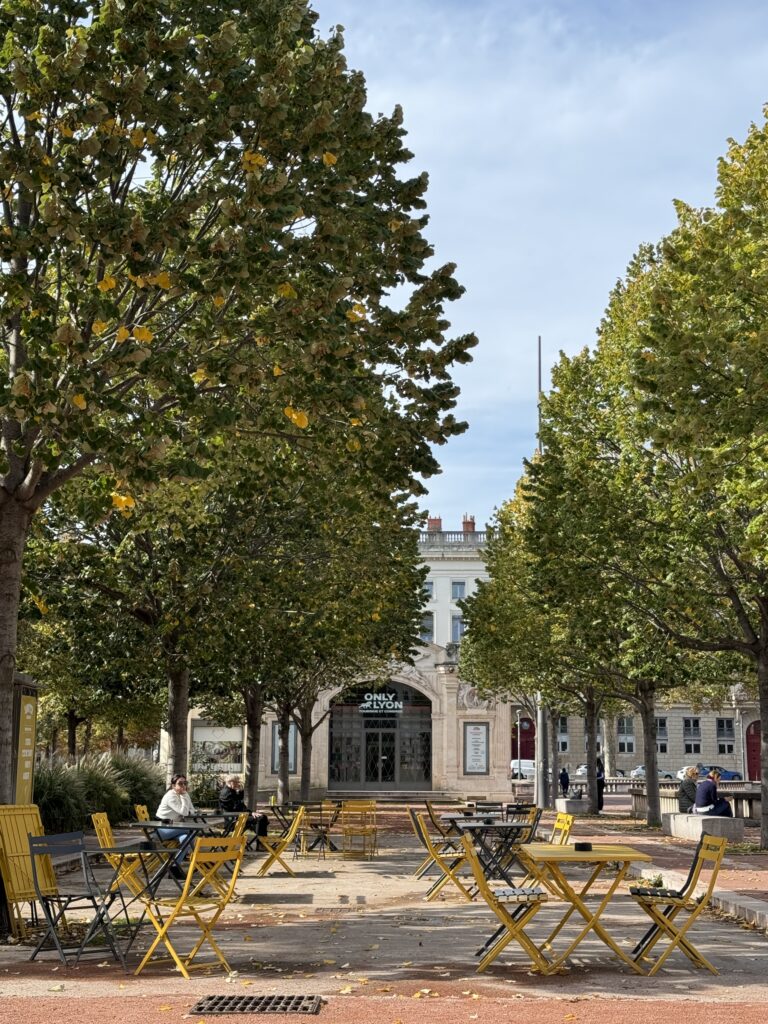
[312,0,768,527]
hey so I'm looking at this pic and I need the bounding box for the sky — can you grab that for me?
[312,0,768,531]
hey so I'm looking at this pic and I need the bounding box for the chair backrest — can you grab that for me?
[28,831,93,897]
[281,805,306,845]
[178,835,246,904]
[229,812,250,838]
[550,812,573,845]
[425,801,452,838]
[516,806,542,842]
[135,804,150,821]
[408,807,430,852]
[414,812,452,861]
[685,834,728,901]
[91,812,115,849]
[341,800,376,830]
[458,833,495,902]
[0,804,56,903]
[321,800,341,827]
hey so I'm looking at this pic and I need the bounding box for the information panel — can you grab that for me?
[463,721,489,775]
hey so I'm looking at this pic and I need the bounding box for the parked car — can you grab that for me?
[573,763,625,777]
[630,764,675,779]
[675,763,743,781]
[509,758,536,780]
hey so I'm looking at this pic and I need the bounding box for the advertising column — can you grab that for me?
[12,674,39,804]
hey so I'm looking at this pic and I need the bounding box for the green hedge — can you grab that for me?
[33,753,165,833]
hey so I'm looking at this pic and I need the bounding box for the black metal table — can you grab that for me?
[458,820,530,888]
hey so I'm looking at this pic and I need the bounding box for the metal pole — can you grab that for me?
[535,693,547,808]
[517,708,522,781]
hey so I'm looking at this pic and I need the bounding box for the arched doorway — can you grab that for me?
[511,716,535,760]
[328,682,432,791]
[746,720,760,781]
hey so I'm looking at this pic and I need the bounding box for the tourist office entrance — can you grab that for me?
[328,683,432,790]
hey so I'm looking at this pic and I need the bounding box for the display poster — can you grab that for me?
[190,722,244,774]
[463,721,489,775]
[15,691,37,803]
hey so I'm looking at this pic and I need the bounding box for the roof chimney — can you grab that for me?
[462,514,476,534]
[427,516,442,532]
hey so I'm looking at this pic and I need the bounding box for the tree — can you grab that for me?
[0,1,475,799]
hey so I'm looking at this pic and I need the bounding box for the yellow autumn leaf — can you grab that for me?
[60,124,74,138]
[191,368,210,384]
[292,410,309,429]
[276,282,297,300]
[97,275,117,292]
[133,325,153,343]
[273,364,284,377]
[92,320,108,336]
[346,437,361,453]
[153,271,172,289]
[31,594,49,616]
[322,151,338,166]
[146,129,158,145]
[111,493,136,511]
[71,393,87,410]
[212,293,226,308]
[242,149,267,172]
[371,612,381,621]
[350,417,362,426]
[116,326,130,342]
[338,985,354,995]
[11,374,31,397]
[129,127,145,147]
[346,302,366,323]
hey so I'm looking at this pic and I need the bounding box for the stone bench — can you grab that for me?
[555,797,590,816]
[661,812,744,842]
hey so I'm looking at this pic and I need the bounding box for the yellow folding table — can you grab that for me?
[517,842,652,974]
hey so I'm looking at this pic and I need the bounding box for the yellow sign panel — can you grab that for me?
[15,693,37,804]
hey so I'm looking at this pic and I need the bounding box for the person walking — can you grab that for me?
[558,766,570,797]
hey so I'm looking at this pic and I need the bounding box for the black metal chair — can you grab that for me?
[28,831,128,969]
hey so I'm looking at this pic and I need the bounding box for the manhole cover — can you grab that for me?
[190,994,322,1015]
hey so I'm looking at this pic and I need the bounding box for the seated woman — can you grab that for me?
[218,774,269,838]
[155,774,196,878]
[677,765,699,812]
[694,768,733,817]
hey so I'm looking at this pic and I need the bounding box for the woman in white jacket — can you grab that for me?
[155,774,196,878]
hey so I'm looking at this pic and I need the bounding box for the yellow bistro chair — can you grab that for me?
[134,834,245,979]
[549,811,574,845]
[630,833,728,975]
[340,800,378,859]
[256,806,305,877]
[0,804,57,939]
[134,804,150,822]
[413,811,473,902]
[92,811,166,906]
[460,833,549,974]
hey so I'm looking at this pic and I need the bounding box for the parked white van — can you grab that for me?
[509,758,536,780]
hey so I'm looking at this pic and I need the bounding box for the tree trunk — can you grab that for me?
[166,663,190,786]
[115,722,124,752]
[276,703,291,805]
[244,685,264,809]
[0,499,33,802]
[584,693,599,813]
[758,652,768,850]
[298,713,313,802]
[602,712,617,777]
[66,708,82,760]
[82,719,92,757]
[637,685,660,827]
[548,708,560,807]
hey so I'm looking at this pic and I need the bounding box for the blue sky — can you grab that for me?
[313,1,768,530]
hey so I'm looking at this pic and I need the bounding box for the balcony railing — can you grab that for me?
[418,530,488,545]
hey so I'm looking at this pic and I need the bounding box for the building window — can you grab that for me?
[683,717,700,739]
[655,716,667,754]
[617,716,634,754]
[557,716,568,753]
[685,741,701,755]
[271,721,297,774]
[419,612,434,644]
[423,580,434,600]
[451,580,466,601]
[717,717,735,755]
[451,615,466,644]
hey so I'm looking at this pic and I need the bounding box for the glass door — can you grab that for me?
[365,730,396,784]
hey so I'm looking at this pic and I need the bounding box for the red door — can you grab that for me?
[746,720,761,781]
[511,717,535,759]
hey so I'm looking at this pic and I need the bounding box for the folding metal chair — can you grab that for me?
[28,831,128,969]
[134,834,245,978]
[134,804,150,822]
[630,834,728,975]
[412,811,473,901]
[255,806,305,877]
[340,800,378,859]
[460,833,549,973]
[0,804,53,938]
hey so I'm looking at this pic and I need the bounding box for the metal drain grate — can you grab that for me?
[190,994,322,1015]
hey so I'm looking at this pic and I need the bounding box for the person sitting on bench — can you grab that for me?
[694,768,732,817]
[218,774,269,838]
